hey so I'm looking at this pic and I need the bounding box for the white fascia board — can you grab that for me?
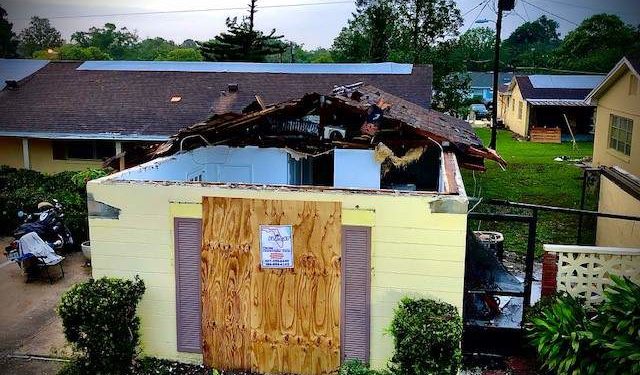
[0,131,169,142]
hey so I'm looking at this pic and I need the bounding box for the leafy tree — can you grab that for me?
[180,39,198,48]
[199,0,287,61]
[270,42,335,63]
[552,14,640,72]
[128,37,176,60]
[395,0,463,63]
[331,12,370,62]
[34,44,112,60]
[457,27,495,71]
[0,6,18,58]
[18,16,63,58]
[71,23,138,60]
[163,48,203,61]
[502,16,560,69]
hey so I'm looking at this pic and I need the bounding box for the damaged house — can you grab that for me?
[87,82,503,374]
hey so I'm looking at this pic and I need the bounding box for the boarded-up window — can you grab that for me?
[174,218,202,353]
[341,225,371,363]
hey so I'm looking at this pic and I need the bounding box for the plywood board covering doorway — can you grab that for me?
[201,197,342,374]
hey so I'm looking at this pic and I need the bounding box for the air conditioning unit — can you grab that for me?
[323,125,347,141]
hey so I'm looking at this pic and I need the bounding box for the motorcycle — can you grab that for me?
[4,199,74,257]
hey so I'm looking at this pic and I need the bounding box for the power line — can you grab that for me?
[529,0,638,14]
[465,0,492,31]
[463,1,488,17]
[8,0,354,21]
[520,0,531,21]
[520,0,579,26]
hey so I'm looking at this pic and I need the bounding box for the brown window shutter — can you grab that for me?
[341,225,371,363]
[174,218,203,353]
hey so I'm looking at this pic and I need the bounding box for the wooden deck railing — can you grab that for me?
[542,244,640,307]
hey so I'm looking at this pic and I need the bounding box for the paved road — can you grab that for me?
[0,237,90,374]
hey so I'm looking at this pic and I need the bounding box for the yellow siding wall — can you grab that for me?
[29,139,104,174]
[592,70,640,177]
[87,181,468,369]
[497,84,530,137]
[0,137,24,168]
[596,175,640,248]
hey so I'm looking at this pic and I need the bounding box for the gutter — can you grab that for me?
[0,131,168,142]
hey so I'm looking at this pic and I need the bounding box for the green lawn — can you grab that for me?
[461,128,596,256]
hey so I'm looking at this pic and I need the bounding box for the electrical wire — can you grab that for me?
[520,0,531,21]
[519,0,579,26]
[529,0,638,14]
[463,0,488,17]
[464,0,492,32]
[8,0,354,21]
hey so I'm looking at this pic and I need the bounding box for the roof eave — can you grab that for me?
[586,57,640,103]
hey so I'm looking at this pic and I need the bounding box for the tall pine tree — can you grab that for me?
[199,0,286,62]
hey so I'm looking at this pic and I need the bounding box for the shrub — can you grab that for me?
[591,276,640,374]
[388,297,463,375]
[523,292,562,326]
[528,276,640,375]
[58,276,146,374]
[339,359,388,375]
[528,294,598,374]
[0,166,109,244]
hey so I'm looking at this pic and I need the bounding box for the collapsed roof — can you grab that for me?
[155,83,505,171]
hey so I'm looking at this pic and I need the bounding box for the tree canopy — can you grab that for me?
[552,14,640,72]
[18,16,63,58]
[71,23,138,60]
[501,16,560,69]
[0,6,18,58]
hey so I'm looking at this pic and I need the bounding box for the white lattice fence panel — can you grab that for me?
[553,249,640,308]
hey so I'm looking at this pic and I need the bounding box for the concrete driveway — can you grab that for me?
[0,237,91,374]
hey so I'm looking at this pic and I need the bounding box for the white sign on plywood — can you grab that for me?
[260,225,293,268]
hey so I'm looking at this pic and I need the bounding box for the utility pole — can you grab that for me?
[489,0,514,150]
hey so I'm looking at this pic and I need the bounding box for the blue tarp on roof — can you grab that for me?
[0,59,49,90]
[77,61,414,75]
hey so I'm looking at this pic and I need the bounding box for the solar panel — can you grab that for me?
[528,75,604,89]
[77,61,414,75]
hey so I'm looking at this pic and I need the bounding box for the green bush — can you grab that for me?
[58,276,146,374]
[528,276,640,375]
[0,166,108,245]
[388,297,463,375]
[591,276,640,374]
[528,294,598,374]
[339,359,388,375]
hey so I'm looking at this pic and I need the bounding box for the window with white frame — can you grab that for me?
[609,115,633,156]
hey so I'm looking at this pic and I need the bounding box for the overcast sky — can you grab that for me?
[3,0,640,49]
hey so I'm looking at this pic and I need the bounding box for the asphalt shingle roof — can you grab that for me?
[0,61,432,138]
[515,75,600,100]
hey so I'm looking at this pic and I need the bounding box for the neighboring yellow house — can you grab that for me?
[498,74,603,139]
[86,85,501,373]
[586,56,640,248]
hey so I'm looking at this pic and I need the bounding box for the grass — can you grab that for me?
[461,128,596,256]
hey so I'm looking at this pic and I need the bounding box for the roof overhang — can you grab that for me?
[0,131,168,142]
[586,57,640,104]
[527,99,594,107]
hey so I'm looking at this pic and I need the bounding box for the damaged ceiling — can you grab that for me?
[154,83,505,171]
